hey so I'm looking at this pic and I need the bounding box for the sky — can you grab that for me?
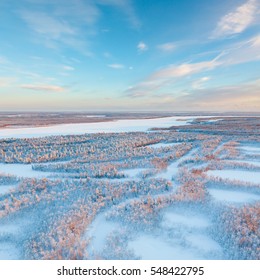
[0,0,260,112]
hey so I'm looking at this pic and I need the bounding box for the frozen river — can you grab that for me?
[0,116,215,138]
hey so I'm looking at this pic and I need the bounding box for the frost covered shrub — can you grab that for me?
[0,120,259,260]
[219,204,260,260]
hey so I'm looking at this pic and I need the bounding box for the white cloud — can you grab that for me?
[137,41,148,52]
[157,42,176,52]
[21,84,65,92]
[212,0,258,38]
[108,63,125,69]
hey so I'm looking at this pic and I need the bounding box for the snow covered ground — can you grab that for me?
[0,243,21,260]
[0,217,32,259]
[209,189,260,204]
[0,116,259,260]
[240,146,260,155]
[0,163,53,178]
[85,212,121,257]
[147,142,179,149]
[128,206,223,260]
[122,168,147,179]
[207,170,260,184]
[224,160,260,167]
[0,184,17,195]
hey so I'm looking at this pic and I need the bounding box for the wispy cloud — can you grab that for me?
[137,41,148,52]
[0,56,8,64]
[19,0,140,55]
[97,0,141,28]
[126,56,221,97]
[55,0,100,26]
[192,76,211,89]
[62,65,75,71]
[108,63,125,69]
[21,11,76,39]
[21,84,65,92]
[150,60,219,80]
[212,0,259,38]
[19,7,95,56]
[173,79,260,111]
[126,32,260,98]
[103,52,112,58]
[221,34,260,65]
[0,77,15,87]
[157,42,176,52]
[135,79,260,111]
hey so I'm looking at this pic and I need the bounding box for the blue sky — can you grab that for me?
[0,0,259,111]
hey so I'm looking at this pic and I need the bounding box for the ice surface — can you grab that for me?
[209,189,260,204]
[0,116,214,139]
[206,119,223,123]
[207,170,260,184]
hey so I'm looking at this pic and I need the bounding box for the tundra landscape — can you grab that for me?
[1,0,260,264]
[0,114,259,260]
